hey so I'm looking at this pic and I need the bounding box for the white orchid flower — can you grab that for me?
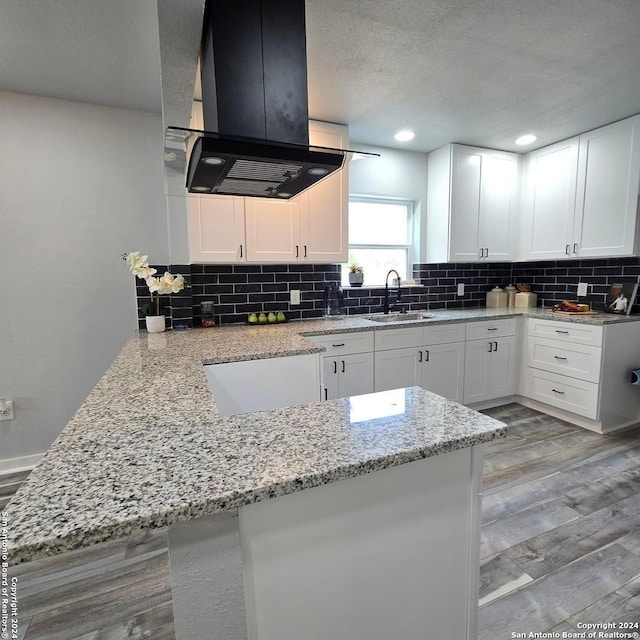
[171,274,185,293]
[135,265,157,279]
[156,272,185,295]
[146,276,161,293]
[125,252,150,275]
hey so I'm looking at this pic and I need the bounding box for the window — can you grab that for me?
[343,197,414,286]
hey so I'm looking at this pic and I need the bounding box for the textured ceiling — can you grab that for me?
[1,0,640,153]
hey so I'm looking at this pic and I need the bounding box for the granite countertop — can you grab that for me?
[10,304,630,564]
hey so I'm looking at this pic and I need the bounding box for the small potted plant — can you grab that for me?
[123,252,185,332]
[348,262,364,287]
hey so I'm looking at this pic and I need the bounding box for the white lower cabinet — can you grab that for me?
[373,325,466,402]
[323,353,374,401]
[464,336,516,404]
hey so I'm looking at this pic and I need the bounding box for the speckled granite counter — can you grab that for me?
[3,310,511,564]
[13,304,632,563]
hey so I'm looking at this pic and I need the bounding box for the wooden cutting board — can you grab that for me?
[544,309,600,316]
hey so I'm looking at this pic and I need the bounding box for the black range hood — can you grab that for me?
[186,0,346,199]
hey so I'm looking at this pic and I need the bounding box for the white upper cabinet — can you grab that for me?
[188,195,246,263]
[187,118,348,264]
[426,144,518,263]
[299,121,349,263]
[520,114,640,261]
[519,138,579,260]
[244,198,302,262]
[573,116,640,257]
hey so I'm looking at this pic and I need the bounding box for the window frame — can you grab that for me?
[345,195,416,286]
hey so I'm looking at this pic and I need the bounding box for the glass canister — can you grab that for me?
[486,286,508,308]
[201,301,216,327]
[505,284,517,307]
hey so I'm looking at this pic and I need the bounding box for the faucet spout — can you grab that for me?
[384,269,402,314]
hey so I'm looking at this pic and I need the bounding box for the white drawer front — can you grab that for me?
[526,336,602,383]
[527,318,603,346]
[522,367,599,419]
[309,331,374,356]
[466,318,517,341]
[422,322,466,345]
[374,327,422,351]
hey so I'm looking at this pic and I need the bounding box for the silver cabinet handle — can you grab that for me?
[485,248,489,258]
[552,389,565,395]
[479,248,483,259]
[553,355,567,360]
[565,245,571,255]
[573,243,579,254]
[555,330,569,334]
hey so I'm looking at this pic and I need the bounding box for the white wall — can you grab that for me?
[348,143,429,261]
[0,91,168,467]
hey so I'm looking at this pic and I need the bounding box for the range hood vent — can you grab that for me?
[176,0,374,199]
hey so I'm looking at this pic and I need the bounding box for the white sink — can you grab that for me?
[367,313,431,323]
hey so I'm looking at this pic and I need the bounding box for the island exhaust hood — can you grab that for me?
[180,0,374,199]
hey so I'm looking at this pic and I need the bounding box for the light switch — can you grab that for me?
[577,282,588,296]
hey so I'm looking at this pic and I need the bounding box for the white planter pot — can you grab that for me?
[145,315,166,333]
[349,272,364,287]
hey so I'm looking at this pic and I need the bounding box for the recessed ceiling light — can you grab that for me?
[515,134,537,146]
[394,130,415,142]
[192,186,211,192]
[276,192,292,198]
[201,156,225,165]
[308,167,329,176]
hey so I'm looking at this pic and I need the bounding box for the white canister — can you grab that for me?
[505,284,517,307]
[486,287,508,308]
[514,292,538,308]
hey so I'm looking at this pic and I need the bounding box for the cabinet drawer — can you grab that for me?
[526,336,602,383]
[527,318,603,346]
[466,318,517,340]
[309,331,374,356]
[374,327,422,351]
[422,322,466,345]
[522,367,599,419]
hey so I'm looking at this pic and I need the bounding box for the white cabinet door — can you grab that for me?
[463,336,516,404]
[323,358,341,401]
[463,340,492,404]
[340,352,375,398]
[245,198,302,262]
[421,342,465,403]
[188,195,246,263]
[574,116,640,257]
[520,138,579,260]
[374,347,420,392]
[479,152,518,261]
[450,146,482,262]
[487,335,516,399]
[300,121,349,263]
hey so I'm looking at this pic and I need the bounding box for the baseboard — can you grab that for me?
[466,395,519,411]
[516,396,606,433]
[0,453,43,476]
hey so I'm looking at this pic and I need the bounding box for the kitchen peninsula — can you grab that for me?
[5,310,515,640]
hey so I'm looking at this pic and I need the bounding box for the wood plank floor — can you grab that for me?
[5,403,640,639]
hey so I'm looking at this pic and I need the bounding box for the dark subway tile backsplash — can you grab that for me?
[135,257,640,329]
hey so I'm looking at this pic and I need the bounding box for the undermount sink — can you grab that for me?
[368,313,431,323]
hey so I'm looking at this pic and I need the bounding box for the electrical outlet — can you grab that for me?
[0,400,14,421]
[577,282,589,296]
[457,283,465,296]
[290,289,301,305]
